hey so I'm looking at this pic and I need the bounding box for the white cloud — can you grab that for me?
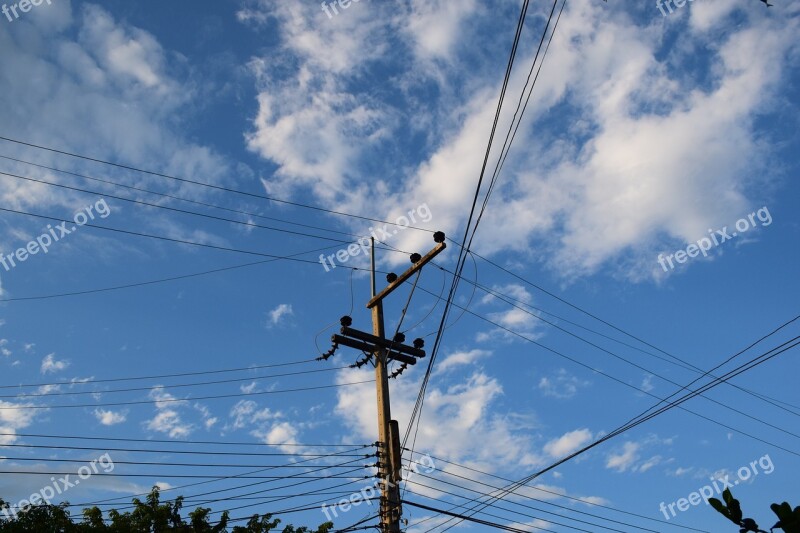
[435,349,492,373]
[336,368,544,469]
[40,353,69,374]
[0,400,39,445]
[267,303,294,327]
[638,455,662,473]
[194,404,217,430]
[144,387,192,438]
[543,429,594,458]
[240,2,798,282]
[93,408,127,426]
[146,409,192,439]
[228,400,277,431]
[538,369,590,399]
[670,466,693,477]
[606,441,640,472]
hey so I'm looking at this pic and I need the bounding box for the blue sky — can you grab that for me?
[0,0,798,531]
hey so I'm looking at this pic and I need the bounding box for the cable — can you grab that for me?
[415,281,800,456]
[1,432,367,448]
[0,379,374,410]
[424,454,707,531]
[0,153,365,239]
[430,333,800,533]
[0,135,437,233]
[0,205,364,269]
[404,0,535,469]
[0,471,366,480]
[0,358,317,390]
[0,366,349,399]
[0,251,340,303]
[465,274,800,416]
[1,456,371,469]
[404,480,635,533]
[0,170,364,246]
[0,443,370,458]
[78,446,371,507]
[472,0,564,243]
[403,499,556,533]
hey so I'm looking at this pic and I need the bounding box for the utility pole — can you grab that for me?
[321,231,446,533]
[370,238,401,533]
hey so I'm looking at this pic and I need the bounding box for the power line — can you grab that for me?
[405,479,638,533]
[403,499,556,533]
[76,446,371,507]
[0,442,373,458]
[0,135,436,233]
[1,456,372,469]
[0,471,368,480]
[1,432,368,448]
[414,281,800,456]
[0,366,348,399]
[0,205,362,270]
[0,380,374,410]
[0,358,317,390]
[0,169,363,246]
[404,0,537,467]
[423,454,707,531]
[429,332,800,533]
[0,153,364,239]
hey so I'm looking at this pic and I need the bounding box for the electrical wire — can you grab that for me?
[0,366,349,399]
[403,0,536,470]
[1,432,368,448]
[403,499,557,533]
[413,281,800,456]
[423,454,707,531]
[405,484,618,533]
[0,153,365,239]
[0,135,437,233]
[427,331,800,533]
[0,205,363,270]
[0,358,317,390]
[77,446,372,507]
[0,380,374,410]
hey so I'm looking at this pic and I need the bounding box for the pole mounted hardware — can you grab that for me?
[318,231,446,533]
[367,232,446,309]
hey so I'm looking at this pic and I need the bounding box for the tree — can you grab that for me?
[709,488,800,533]
[0,487,334,533]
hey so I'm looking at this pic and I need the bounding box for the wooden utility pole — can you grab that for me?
[371,237,402,533]
[322,231,446,533]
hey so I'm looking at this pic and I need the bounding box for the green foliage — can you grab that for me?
[709,488,800,533]
[0,487,333,533]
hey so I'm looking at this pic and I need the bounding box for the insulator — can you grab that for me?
[340,315,353,327]
[386,272,398,283]
[410,253,422,263]
[317,341,340,361]
[433,231,445,243]
[413,338,424,349]
[390,362,409,379]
